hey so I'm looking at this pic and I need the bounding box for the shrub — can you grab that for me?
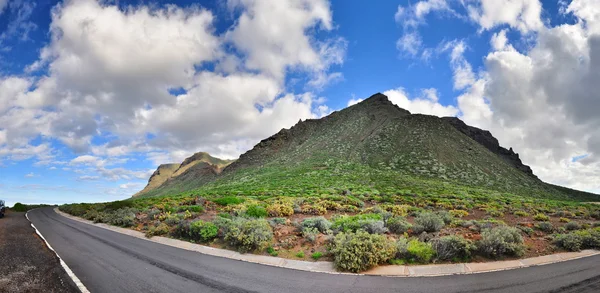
[266,246,278,256]
[266,203,294,217]
[11,203,27,212]
[518,226,534,236]
[177,205,204,213]
[269,217,287,226]
[533,213,549,221]
[301,217,332,233]
[559,217,570,223]
[432,235,474,261]
[245,205,268,218]
[311,252,323,260]
[295,251,305,258]
[565,221,581,231]
[105,208,138,227]
[189,220,218,242]
[449,209,469,218]
[477,226,524,258]
[395,237,436,263]
[514,210,530,217]
[386,216,412,234]
[302,227,319,243]
[331,214,383,233]
[105,200,134,210]
[146,222,169,238]
[536,222,554,233]
[437,210,453,224]
[217,212,232,219]
[213,196,244,206]
[553,228,600,251]
[224,218,273,253]
[413,212,445,233]
[330,230,396,272]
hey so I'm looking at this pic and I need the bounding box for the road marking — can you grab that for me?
[26,210,91,293]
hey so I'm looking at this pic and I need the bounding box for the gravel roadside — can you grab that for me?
[0,210,79,293]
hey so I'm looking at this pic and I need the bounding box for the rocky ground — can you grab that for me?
[0,210,78,293]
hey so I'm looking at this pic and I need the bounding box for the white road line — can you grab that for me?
[26,210,91,293]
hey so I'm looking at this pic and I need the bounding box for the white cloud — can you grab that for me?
[490,29,510,51]
[466,0,544,33]
[25,172,35,178]
[437,1,600,193]
[225,0,344,85]
[347,98,364,107]
[382,88,459,117]
[396,32,423,56]
[0,0,344,181]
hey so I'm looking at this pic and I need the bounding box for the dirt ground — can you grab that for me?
[0,210,78,293]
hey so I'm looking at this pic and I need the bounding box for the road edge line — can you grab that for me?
[53,207,600,278]
[26,209,91,293]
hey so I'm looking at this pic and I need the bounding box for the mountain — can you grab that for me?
[136,93,598,201]
[133,152,234,197]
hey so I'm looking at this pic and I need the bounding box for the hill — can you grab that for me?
[137,93,598,201]
[133,152,233,197]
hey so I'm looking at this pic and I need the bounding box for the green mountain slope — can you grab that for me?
[138,93,598,202]
[134,152,233,197]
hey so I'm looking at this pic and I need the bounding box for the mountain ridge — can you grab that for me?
[135,93,598,201]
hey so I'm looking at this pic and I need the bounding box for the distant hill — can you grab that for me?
[135,93,599,201]
[133,152,234,197]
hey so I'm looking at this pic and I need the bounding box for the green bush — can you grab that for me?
[104,208,138,227]
[224,218,273,253]
[302,227,319,243]
[565,221,581,231]
[553,228,600,251]
[533,213,549,221]
[514,210,530,217]
[386,216,412,234]
[266,246,278,256]
[395,239,435,263]
[536,222,554,232]
[189,220,218,242]
[330,230,396,272]
[105,200,134,210]
[213,196,244,206]
[432,235,474,261]
[269,217,287,226]
[436,210,453,224]
[301,217,332,233]
[146,222,170,238]
[245,205,267,218]
[477,226,524,258]
[331,214,383,233]
[177,205,204,213]
[413,212,445,233]
[11,203,27,212]
[311,252,323,260]
[295,251,305,258]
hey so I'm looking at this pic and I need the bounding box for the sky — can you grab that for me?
[1,0,600,207]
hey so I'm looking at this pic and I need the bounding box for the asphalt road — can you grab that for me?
[28,207,600,293]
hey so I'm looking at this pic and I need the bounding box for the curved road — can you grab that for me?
[28,207,600,293]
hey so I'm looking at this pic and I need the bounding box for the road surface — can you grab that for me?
[28,207,600,293]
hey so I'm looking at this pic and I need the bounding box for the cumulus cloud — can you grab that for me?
[466,0,544,33]
[382,88,459,117]
[0,0,345,176]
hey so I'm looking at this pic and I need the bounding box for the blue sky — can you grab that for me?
[1,0,600,207]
